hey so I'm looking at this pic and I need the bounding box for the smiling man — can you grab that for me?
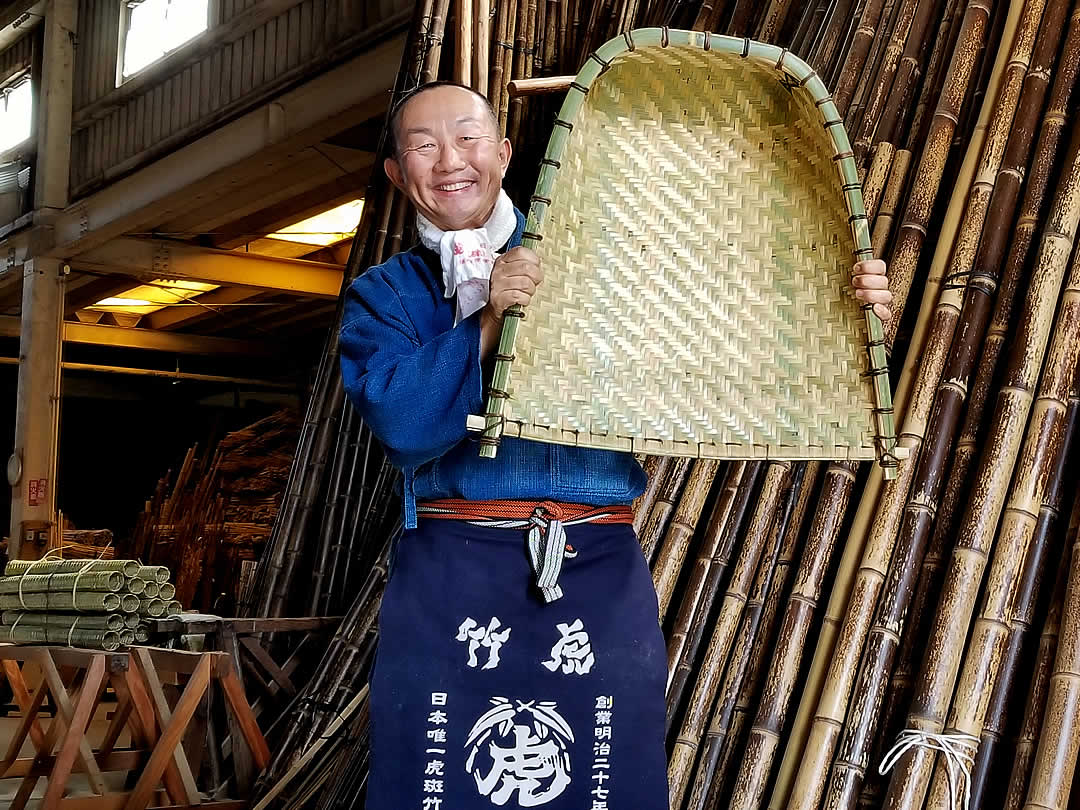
[339,81,892,810]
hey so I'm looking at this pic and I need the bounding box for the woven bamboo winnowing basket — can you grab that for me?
[470,28,903,478]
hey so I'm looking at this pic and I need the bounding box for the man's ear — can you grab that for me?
[498,138,512,178]
[384,156,406,191]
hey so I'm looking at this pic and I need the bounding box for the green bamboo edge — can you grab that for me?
[475,27,899,479]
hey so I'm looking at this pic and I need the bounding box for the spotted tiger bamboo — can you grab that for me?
[640,458,694,564]
[654,460,724,620]
[783,3,1017,806]
[684,465,805,810]
[668,461,792,810]
[633,455,670,535]
[667,462,764,727]
[957,390,1079,810]
[883,94,1080,810]
[883,0,998,344]
[1002,495,1077,810]
[1020,448,1080,810]
[666,462,749,690]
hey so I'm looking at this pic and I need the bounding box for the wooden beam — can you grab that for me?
[71,239,343,298]
[0,316,280,356]
[44,35,405,258]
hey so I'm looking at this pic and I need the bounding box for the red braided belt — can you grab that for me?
[415,499,634,602]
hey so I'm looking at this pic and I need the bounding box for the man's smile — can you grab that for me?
[434,180,477,193]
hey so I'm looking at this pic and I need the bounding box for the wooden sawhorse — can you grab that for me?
[0,643,270,810]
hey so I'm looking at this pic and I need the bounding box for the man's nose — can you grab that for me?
[435,144,467,172]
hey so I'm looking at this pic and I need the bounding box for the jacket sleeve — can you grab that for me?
[339,268,485,470]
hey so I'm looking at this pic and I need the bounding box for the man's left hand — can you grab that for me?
[852,259,893,323]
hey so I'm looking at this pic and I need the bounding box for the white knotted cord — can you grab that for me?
[879,730,980,810]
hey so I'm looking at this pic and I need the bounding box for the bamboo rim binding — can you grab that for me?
[469,27,902,477]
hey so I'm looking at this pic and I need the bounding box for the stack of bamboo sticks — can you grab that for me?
[0,559,183,649]
[243,0,1080,808]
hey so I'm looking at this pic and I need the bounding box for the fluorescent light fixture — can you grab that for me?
[87,279,220,316]
[271,199,364,246]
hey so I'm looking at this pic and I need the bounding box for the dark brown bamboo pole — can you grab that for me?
[847,0,901,131]
[811,0,860,76]
[685,465,806,810]
[866,0,952,156]
[641,458,694,565]
[654,461,723,620]
[819,1,1054,806]
[905,0,966,149]
[925,0,1080,653]
[729,462,860,810]
[667,462,765,720]
[1002,497,1077,810]
[668,461,792,810]
[710,464,825,810]
[756,0,800,40]
[863,142,897,222]
[954,384,1080,810]
[849,0,921,164]
[882,0,997,343]
[1020,461,1080,810]
[667,462,748,688]
[884,102,1080,810]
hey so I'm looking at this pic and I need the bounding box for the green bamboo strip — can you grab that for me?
[883,73,1080,810]
[0,611,126,631]
[0,591,140,612]
[668,460,792,810]
[0,571,124,594]
[4,559,140,577]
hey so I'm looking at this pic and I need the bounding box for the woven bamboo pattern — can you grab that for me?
[476,28,898,475]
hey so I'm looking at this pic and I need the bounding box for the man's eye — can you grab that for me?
[414,143,436,153]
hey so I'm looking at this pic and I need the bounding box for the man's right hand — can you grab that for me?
[480,246,544,360]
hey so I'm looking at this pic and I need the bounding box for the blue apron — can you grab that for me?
[365,518,669,809]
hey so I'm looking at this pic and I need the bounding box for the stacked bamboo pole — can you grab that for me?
[239,2,1080,808]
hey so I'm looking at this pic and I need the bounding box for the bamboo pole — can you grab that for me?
[882,0,998,343]
[634,455,671,534]
[1020,462,1080,810]
[730,462,860,810]
[641,458,694,564]
[818,2,1051,808]
[474,0,490,94]
[883,66,1080,810]
[949,382,1079,810]
[779,5,1021,805]
[666,462,747,688]
[1002,498,1077,810]
[654,460,723,620]
[848,0,901,131]
[456,0,474,85]
[685,465,805,810]
[667,462,765,722]
[668,461,792,810]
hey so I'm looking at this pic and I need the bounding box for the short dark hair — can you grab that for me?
[388,81,500,155]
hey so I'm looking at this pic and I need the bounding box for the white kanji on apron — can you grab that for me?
[465,698,575,806]
[456,616,512,670]
[541,619,595,675]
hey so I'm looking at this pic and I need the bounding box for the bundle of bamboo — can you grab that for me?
[240,0,1080,808]
[0,557,185,649]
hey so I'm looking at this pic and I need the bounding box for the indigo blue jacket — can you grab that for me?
[339,208,647,528]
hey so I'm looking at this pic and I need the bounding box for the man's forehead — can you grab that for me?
[398,87,494,126]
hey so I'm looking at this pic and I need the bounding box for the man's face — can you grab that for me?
[384,86,511,231]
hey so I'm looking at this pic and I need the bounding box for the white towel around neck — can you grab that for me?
[416,189,518,326]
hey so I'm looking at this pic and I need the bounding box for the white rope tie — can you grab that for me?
[879,730,979,810]
[66,615,80,647]
[71,559,105,615]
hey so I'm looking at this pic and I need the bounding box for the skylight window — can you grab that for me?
[121,0,210,79]
[271,200,365,246]
[0,79,32,153]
